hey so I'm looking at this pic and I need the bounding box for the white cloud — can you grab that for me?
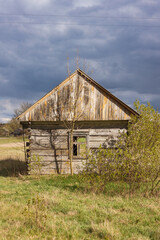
[0,118,11,123]
[73,0,99,8]
[0,98,24,123]
[23,0,51,9]
[140,0,157,5]
[114,5,143,17]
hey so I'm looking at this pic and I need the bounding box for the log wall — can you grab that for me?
[26,121,128,174]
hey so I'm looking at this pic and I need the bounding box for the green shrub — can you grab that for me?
[81,101,160,196]
[117,101,160,195]
[80,146,118,193]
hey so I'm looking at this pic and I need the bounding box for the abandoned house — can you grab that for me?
[17,69,138,174]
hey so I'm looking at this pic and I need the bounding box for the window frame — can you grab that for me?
[68,131,89,159]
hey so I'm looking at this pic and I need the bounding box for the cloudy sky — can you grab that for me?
[0,0,160,122]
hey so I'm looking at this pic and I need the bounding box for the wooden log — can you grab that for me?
[89,128,123,135]
[31,129,68,136]
[30,143,68,150]
[28,159,85,174]
[29,155,69,161]
[30,149,69,156]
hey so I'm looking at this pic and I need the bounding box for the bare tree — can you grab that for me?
[67,91,84,174]
[63,55,93,175]
[50,55,92,175]
[14,102,32,118]
[63,63,85,175]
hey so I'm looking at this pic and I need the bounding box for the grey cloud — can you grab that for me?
[0,0,160,121]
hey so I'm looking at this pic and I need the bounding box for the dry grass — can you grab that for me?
[0,137,25,160]
[0,137,160,239]
[0,137,26,176]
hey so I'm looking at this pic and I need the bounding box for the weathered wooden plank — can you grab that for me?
[89,137,118,148]
[30,135,68,149]
[89,137,118,143]
[29,159,84,165]
[31,129,68,136]
[30,149,69,156]
[29,155,69,161]
[29,161,68,168]
[30,144,68,150]
[29,155,86,162]
[30,135,68,143]
[89,128,124,135]
[22,120,129,129]
[19,71,135,122]
[29,159,85,174]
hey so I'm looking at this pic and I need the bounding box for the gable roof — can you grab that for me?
[77,69,138,116]
[17,68,139,121]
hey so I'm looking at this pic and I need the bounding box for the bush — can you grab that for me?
[81,101,160,195]
[80,146,118,193]
[118,101,160,194]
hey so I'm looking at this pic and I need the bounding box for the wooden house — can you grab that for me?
[17,69,138,174]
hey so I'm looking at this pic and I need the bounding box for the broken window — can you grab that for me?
[73,136,87,157]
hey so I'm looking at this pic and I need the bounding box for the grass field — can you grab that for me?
[0,136,24,145]
[0,136,25,176]
[0,137,160,240]
[0,136,25,160]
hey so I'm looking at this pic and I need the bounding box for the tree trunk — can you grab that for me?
[69,128,73,175]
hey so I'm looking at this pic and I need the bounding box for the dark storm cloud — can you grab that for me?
[0,0,160,122]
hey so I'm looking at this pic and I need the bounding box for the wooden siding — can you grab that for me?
[26,122,127,174]
[19,71,135,122]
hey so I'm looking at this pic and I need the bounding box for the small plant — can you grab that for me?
[23,194,48,230]
[28,154,43,175]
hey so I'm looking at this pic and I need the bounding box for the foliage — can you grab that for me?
[82,101,160,195]
[0,102,32,136]
[117,100,160,194]
[28,154,43,175]
[23,194,47,230]
[5,118,21,135]
[80,146,118,193]
[0,124,9,136]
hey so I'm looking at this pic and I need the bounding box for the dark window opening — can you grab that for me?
[73,136,78,156]
[73,136,87,157]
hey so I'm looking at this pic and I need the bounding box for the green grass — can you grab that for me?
[0,175,160,240]
[0,137,160,239]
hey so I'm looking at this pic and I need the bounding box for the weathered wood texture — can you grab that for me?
[18,69,138,174]
[27,123,127,174]
[19,70,136,122]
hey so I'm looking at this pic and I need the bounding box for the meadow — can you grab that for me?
[0,137,160,240]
